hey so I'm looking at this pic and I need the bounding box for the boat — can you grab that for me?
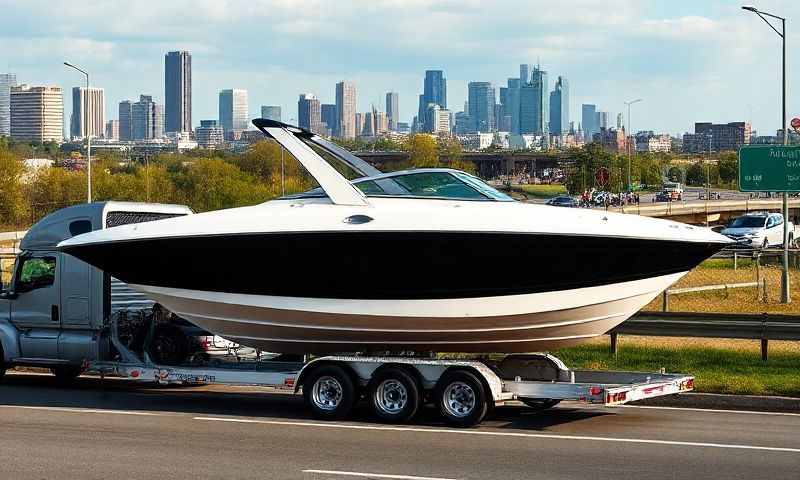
[58,119,732,354]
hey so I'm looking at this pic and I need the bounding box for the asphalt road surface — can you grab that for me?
[1,372,798,480]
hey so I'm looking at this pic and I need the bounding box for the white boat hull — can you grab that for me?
[130,272,684,353]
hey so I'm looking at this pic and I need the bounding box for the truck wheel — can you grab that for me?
[520,398,561,410]
[368,367,420,423]
[303,365,357,421]
[435,370,487,428]
[52,366,82,384]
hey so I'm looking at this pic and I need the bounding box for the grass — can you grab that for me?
[510,184,567,199]
[555,335,800,397]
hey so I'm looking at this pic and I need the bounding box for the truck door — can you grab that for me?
[10,253,61,358]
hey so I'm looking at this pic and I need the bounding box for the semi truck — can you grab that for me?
[0,202,695,427]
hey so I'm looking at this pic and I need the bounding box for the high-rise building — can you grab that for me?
[0,73,16,136]
[468,82,495,133]
[10,85,63,142]
[321,104,336,136]
[596,111,610,130]
[616,112,624,129]
[418,70,446,131]
[336,81,356,139]
[683,122,752,153]
[118,100,133,141]
[297,93,323,135]
[385,92,399,131]
[355,112,365,136]
[520,65,548,137]
[549,76,569,135]
[425,104,450,135]
[506,78,521,134]
[581,104,597,142]
[219,89,249,133]
[70,86,105,140]
[520,64,532,84]
[261,105,281,122]
[131,95,163,140]
[105,120,119,140]
[196,119,225,149]
[164,50,192,133]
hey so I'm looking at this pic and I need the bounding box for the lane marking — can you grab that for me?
[620,405,800,417]
[0,405,168,417]
[194,417,800,454]
[302,470,459,480]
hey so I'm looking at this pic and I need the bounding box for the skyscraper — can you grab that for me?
[418,70,446,131]
[196,120,224,149]
[132,95,163,140]
[261,105,281,122]
[335,81,356,139]
[385,91,399,131]
[105,120,119,140]
[321,104,336,136]
[520,64,532,84]
[10,85,63,142]
[70,86,105,140]
[549,76,569,135]
[219,89,249,133]
[581,104,597,142]
[0,73,16,137]
[506,78,521,134]
[596,111,610,130]
[519,65,548,136]
[164,50,192,133]
[298,93,322,135]
[468,82,495,133]
[118,100,133,141]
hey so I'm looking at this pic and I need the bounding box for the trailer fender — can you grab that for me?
[0,322,21,362]
[294,358,359,394]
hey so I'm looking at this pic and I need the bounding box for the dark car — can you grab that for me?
[546,195,579,208]
[654,191,672,202]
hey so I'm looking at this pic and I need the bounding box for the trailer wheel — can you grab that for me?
[435,370,487,428]
[520,398,561,410]
[303,365,357,421]
[368,367,420,423]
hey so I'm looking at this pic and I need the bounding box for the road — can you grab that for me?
[0,372,798,480]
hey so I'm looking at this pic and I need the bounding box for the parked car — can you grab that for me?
[720,212,794,249]
[545,195,579,208]
[654,191,672,202]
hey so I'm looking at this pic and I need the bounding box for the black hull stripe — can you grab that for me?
[61,232,724,300]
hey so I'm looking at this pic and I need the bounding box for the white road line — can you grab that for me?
[302,469,459,480]
[620,405,800,417]
[194,417,800,454]
[0,405,168,416]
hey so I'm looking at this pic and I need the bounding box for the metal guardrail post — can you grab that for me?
[662,291,669,312]
[763,278,768,303]
[610,331,618,357]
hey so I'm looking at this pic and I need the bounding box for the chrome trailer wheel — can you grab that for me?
[368,367,420,423]
[435,370,488,428]
[303,365,356,420]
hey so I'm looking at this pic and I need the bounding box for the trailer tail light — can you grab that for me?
[199,336,211,351]
[681,378,694,391]
[588,386,603,396]
[606,391,628,404]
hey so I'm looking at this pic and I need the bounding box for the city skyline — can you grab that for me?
[2,1,800,136]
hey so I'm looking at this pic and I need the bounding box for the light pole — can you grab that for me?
[742,5,790,303]
[64,61,92,203]
[624,98,643,191]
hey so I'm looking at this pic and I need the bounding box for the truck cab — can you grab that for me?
[0,201,192,381]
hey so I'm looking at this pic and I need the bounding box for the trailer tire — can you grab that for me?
[435,370,487,428]
[303,365,357,421]
[368,367,420,423]
[520,398,561,410]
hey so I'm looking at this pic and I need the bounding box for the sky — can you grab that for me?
[2,0,800,136]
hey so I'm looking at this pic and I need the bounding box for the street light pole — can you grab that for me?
[742,5,790,303]
[64,62,92,203]
[624,99,643,191]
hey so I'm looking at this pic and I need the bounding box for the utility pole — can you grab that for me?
[64,62,92,203]
[624,99,643,191]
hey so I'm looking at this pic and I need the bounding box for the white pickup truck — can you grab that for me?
[720,212,794,249]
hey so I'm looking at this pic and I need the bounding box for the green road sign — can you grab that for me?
[739,145,800,192]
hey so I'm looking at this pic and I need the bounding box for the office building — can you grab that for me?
[131,95,163,140]
[261,105,281,122]
[321,104,336,136]
[336,81,357,139]
[635,131,672,152]
[520,64,532,84]
[425,104,450,135]
[468,82,495,133]
[70,86,105,140]
[10,85,63,142]
[617,112,624,129]
[519,65,548,137]
[683,122,752,153]
[118,100,133,141]
[582,104,597,142]
[196,119,225,149]
[105,119,119,140]
[505,78,521,134]
[596,111,610,130]
[418,70,447,131]
[549,76,569,135]
[297,93,323,135]
[386,91,399,131]
[219,89,249,133]
[592,127,626,152]
[164,50,192,133]
[0,73,16,136]
[355,112,365,136]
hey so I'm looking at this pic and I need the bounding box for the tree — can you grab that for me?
[439,137,475,173]
[406,134,439,168]
[685,162,708,186]
[667,166,684,183]
[0,146,27,227]
[718,153,738,186]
